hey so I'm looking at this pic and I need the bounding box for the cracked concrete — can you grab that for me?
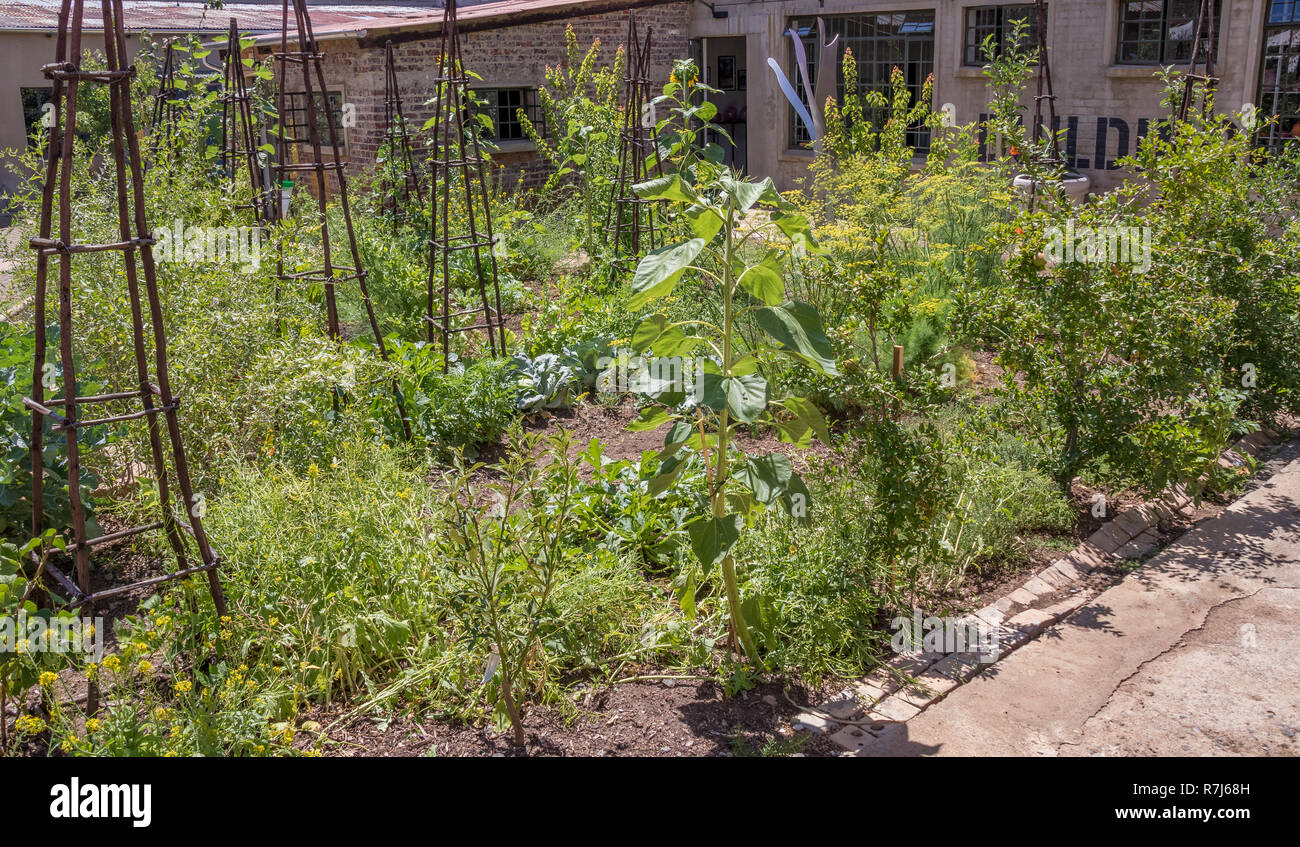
[863,441,1300,757]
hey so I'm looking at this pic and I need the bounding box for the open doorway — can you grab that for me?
[699,35,747,172]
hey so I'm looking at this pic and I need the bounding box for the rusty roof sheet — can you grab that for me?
[249,0,669,43]
[0,2,437,33]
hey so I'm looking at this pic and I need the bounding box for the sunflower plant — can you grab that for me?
[626,168,836,665]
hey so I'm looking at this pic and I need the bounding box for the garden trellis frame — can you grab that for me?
[378,39,425,231]
[1177,0,1219,122]
[1026,0,1062,212]
[24,0,228,627]
[271,0,410,437]
[604,10,664,279]
[426,0,507,367]
[220,18,271,222]
[150,40,181,138]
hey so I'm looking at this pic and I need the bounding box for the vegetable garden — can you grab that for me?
[1,7,1298,757]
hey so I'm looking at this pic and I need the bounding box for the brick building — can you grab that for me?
[247,0,1299,196]
[242,0,691,189]
[3,1,1298,208]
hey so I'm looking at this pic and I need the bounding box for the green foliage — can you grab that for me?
[520,26,624,253]
[629,163,835,665]
[439,427,581,744]
[0,324,105,543]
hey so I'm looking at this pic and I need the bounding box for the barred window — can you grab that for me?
[474,88,544,141]
[964,5,1041,66]
[281,90,346,149]
[1116,0,1221,65]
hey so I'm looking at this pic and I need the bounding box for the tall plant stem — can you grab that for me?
[715,202,760,664]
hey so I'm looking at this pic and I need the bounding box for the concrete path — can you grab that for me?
[869,442,1300,757]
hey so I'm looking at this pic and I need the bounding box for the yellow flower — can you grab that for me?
[269,617,279,627]
[137,660,153,675]
[14,715,46,734]
[174,680,193,694]
[39,671,58,688]
[85,663,99,681]
[164,750,179,758]
[102,656,121,673]
[307,463,319,477]
[153,707,171,721]
[85,718,102,733]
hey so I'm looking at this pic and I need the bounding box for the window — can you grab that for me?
[1116,0,1221,65]
[964,5,1042,66]
[20,87,55,145]
[788,11,936,151]
[281,90,346,149]
[474,88,543,141]
[1258,0,1300,151]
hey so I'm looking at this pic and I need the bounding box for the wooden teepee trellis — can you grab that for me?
[271,0,410,436]
[1177,0,1219,122]
[426,0,506,366]
[150,40,181,138]
[220,18,271,222]
[1026,0,1062,211]
[604,10,663,278]
[25,0,227,622]
[378,39,425,231]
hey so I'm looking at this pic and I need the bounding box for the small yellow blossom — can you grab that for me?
[85,718,102,733]
[14,715,46,734]
[174,680,193,694]
[39,671,58,688]
[137,660,153,675]
[102,656,121,673]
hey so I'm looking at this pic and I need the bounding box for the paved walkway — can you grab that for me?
[869,442,1300,756]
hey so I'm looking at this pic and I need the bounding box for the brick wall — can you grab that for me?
[284,2,691,194]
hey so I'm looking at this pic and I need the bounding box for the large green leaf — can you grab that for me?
[687,513,742,573]
[629,239,706,310]
[723,374,768,423]
[633,174,698,203]
[685,204,724,242]
[778,396,831,446]
[737,251,786,306]
[629,406,672,431]
[697,372,768,422]
[754,301,838,375]
[733,452,793,504]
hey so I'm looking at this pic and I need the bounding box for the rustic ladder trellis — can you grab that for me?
[426,0,506,367]
[24,0,228,621]
[1177,0,1219,122]
[379,39,426,231]
[1026,0,1063,211]
[604,10,664,278]
[220,18,271,222]
[1029,0,1062,168]
[272,0,410,436]
[150,40,181,138]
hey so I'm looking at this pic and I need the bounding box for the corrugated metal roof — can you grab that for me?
[249,0,676,44]
[0,2,437,33]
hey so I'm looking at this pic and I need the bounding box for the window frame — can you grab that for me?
[472,87,544,142]
[786,10,937,152]
[1257,0,1300,152]
[1114,0,1222,66]
[963,4,1042,67]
